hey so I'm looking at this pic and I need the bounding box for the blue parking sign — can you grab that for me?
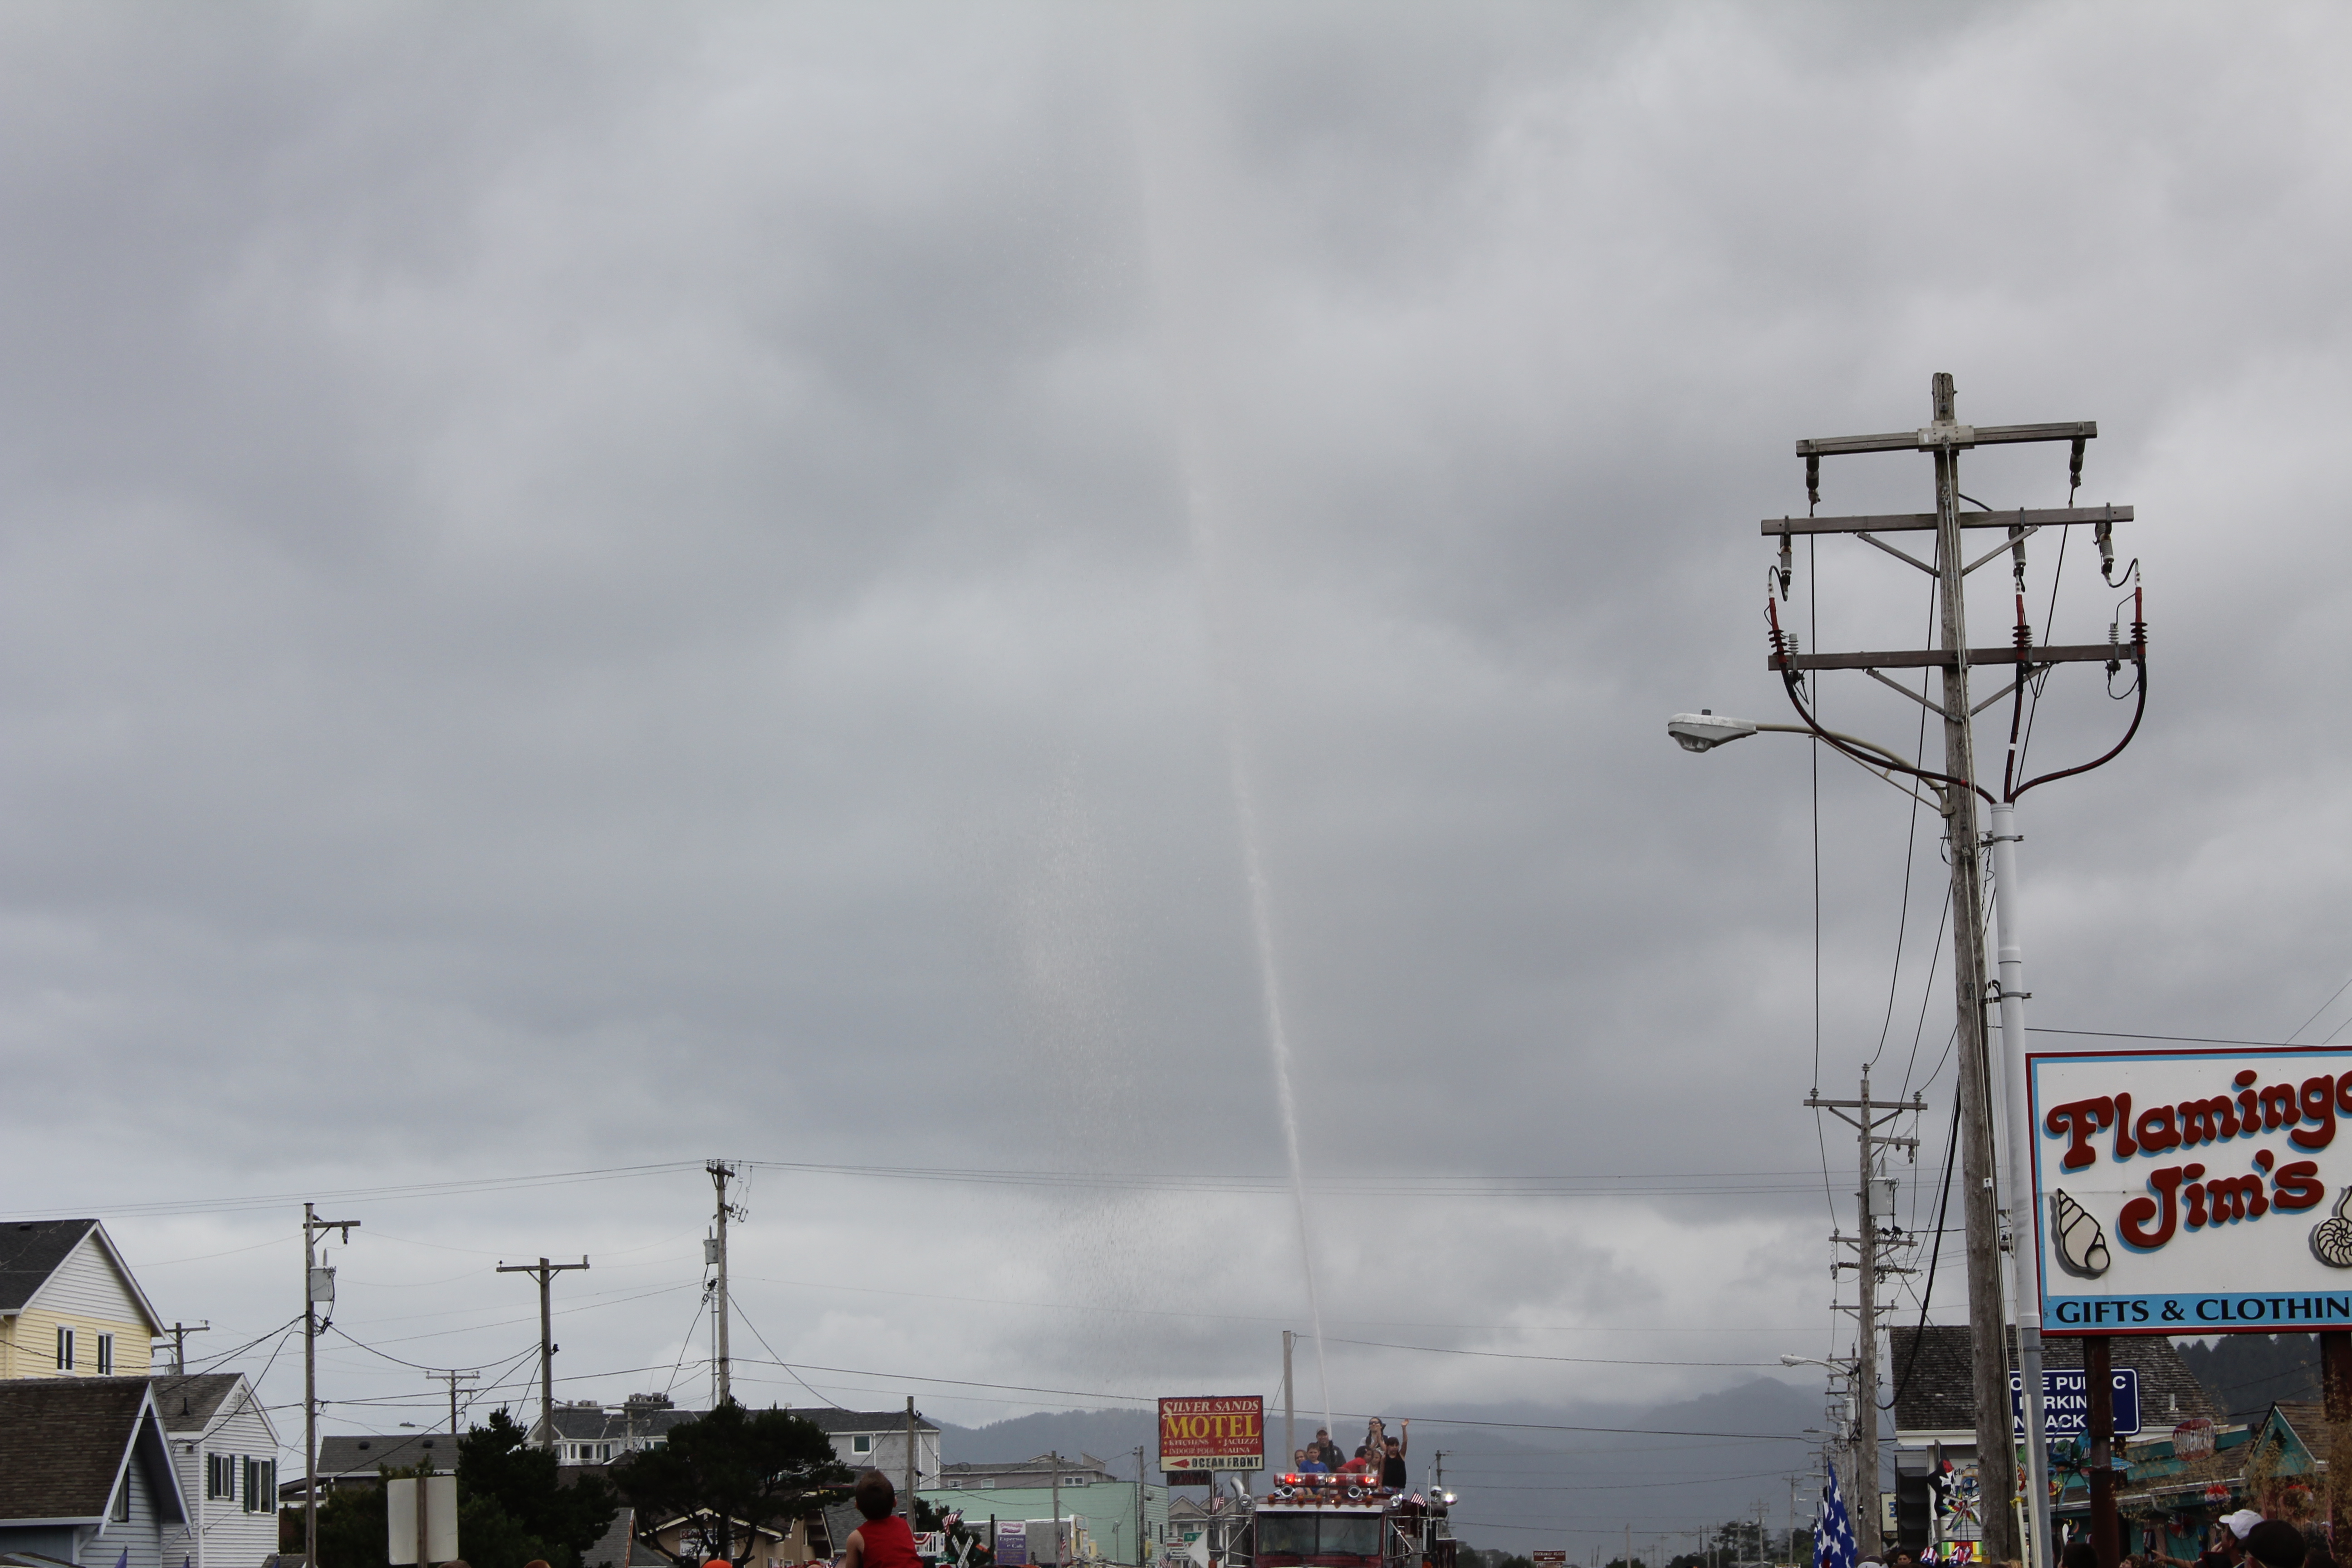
[2010,1367,2140,1438]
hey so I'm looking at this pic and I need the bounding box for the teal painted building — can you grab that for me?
[919,1482,1167,1568]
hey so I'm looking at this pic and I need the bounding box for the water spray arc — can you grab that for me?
[1223,721,1333,1434]
[1112,9,1337,1435]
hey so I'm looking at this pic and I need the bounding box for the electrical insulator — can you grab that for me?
[1778,527,1793,597]
[2069,436,2087,503]
[1805,454,1820,510]
[2106,621,2122,677]
[2097,515,2115,581]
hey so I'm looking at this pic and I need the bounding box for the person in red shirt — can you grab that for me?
[843,1470,923,1568]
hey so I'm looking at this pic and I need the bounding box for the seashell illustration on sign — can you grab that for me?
[2311,1186,2352,1269]
[2051,1188,2112,1278]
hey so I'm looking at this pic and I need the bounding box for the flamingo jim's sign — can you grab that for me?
[2030,1046,2352,1333]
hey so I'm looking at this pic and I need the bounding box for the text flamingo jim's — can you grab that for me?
[2027,1047,2352,1335]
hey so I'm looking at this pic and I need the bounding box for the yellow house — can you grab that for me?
[0,1219,166,1380]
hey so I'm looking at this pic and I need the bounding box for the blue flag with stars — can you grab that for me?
[1815,1460,1857,1568]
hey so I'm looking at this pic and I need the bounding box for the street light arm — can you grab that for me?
[1776,663,1993,807]
[1749,724,1925,778]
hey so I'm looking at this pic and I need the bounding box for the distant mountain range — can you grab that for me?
[936,1379,1819,1557]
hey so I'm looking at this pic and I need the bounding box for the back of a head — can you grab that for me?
[856,1469,897,1521]
[2061,1540,2099,1568]
[2247,1522,2309,1568]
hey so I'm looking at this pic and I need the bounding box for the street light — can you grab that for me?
[1666,713,1933,782]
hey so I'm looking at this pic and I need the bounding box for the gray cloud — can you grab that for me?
[0,1,2347,1543]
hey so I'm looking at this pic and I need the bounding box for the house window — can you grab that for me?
[97,1333,114,1374]
[208,1453,236,1500]
[56,1326,74,1370]
[243,1458,276,1512]
[853,1436,872,1453]
[112,1475,131,1522]
[598,1444,613,1461]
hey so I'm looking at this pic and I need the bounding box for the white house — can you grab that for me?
[799,1408,940,1488]
[0,1220,168,1381]
[151,1373,281,1568]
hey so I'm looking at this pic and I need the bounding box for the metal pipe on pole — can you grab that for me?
[1989,797,2053,1568]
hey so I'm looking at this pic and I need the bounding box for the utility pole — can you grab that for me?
[497,1256,588,1450]
[708,1160,739,1407]
[909,1399,923,1528]
[428,1370,478,1437]
[1051,1448,1063,1568]
[1282,1331,1295,1467]
[1135,1445,1148,1568]
[303,1205,360,1568]
[1807,1069,1922,1535]
[1769,376,2146,1568]
[163,1321,209,1375]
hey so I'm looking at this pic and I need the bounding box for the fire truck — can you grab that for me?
[1243,1470,1459,1568]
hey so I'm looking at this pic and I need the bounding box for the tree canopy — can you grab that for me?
[608,1401,853,1568]
[303,1411,617,1568]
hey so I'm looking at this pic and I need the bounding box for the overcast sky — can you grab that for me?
[4,0,2350,1536]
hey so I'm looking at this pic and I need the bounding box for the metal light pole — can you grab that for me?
[1987,796,2053,1567]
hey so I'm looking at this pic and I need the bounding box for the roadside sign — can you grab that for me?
[997,1522,1030,1566]
[1533,1553,1568,1567]
[2008,1367,2140,1438]
[2029,1046,2352,1334]
[1159,1396,1265,1472]
[386,1475,458,1567]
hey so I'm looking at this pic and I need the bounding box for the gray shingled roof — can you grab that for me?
[150,1375,247,1433]
[794,1407,937,1435]
[581,1506,670,1568]
[316,1432,461,1477]
[0,1379,182,1525]
[1888,1326,2215,1435]
[0,1220,95,1314]
[544,1405,706,1442]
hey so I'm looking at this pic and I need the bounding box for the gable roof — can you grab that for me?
[795,1407,938,1436]
[151,1374,277,1448]
[0,1220,167,1335]
[539,1404,706,1442]
[0,1221,97,1314]
[316,1432,461,1477]
[0,1379,187,1526]
[1889,1325,2216,1436]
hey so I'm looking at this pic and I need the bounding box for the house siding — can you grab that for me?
[6,1235,157,1381]
[88,1432,172,1568]
[831,1429,939,1487]
[0,1524,83,1562]
[162,1382,281,1568]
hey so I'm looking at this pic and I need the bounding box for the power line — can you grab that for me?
[1318,1338,1776,1369]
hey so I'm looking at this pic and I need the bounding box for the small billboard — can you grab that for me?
[2030,1046,2352,1334]
[1158,1396,1265,1472]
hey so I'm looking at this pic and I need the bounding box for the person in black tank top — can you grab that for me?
[1380,1421,1409,1488]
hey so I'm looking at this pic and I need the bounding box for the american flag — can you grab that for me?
[1815,1461,1858,1568]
